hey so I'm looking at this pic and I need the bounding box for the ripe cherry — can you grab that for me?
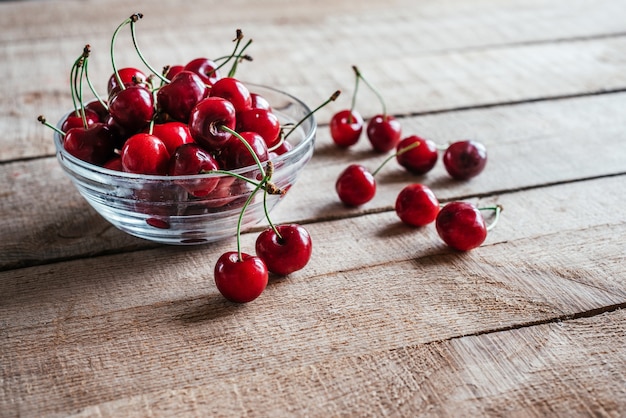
[395,184,439,227]
[443,140,487,180]
[61,108,100,133]
[107,67,147,96]
[214,251,268,303]
[169,143,220,196]
[367,114,402,153]
[63,123,115,165]
[219,131,269,170]
[330,110,363,147]
[395,135,438,175]
[250,92,271,111]
[103,155,123,171]
[210,77,252,113]
[164,64,184,81]
[150,121,195,155]
[188,97,237,151]
[184,57,222,86]
[236,108,281,149]
[156,70,208,122]
[108,85,154,132]
[121,133,170,175]
[255,224,312,276]
[335,164,376,207]
[435,202,499,251]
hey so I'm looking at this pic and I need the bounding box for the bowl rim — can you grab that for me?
[54,83,316,181]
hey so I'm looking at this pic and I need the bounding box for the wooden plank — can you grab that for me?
[2,2,626,161]
[1,219,624,416]
[2,92,626,269]
[62,310,626,417]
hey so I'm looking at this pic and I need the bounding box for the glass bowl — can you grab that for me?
[53,84,316,245]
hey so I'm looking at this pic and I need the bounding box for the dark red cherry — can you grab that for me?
[169,143,220,196]
[236,108,281,148]
[108,85,154,132]
[210,77,252,113]
[335,164,376,207]
[443,140,487,180]
[435,201,487,251]
[164,64,184,81]
[219,131,269,170]
[214,251,268,303]
[395,184,439,227]
[184,57,221,86]
[366,114,402,153]
[156,70,208,122]
[84,100,109,120]
[121,133,170,175]
[250,93,271,111]
[188,97,237,151]
[269,139,293,159]
[107,67,147,96]
[255,224,313,276]
[63,123,115,165]
[61,108,100,133]
[103,155,123,171]
[395,135,438,175]
[150,121,195,155]
[329,109,363,147]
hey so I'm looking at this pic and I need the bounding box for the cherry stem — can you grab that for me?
[83,48,109,112]
[110,15,135,91]
[37,115,65,137]
[77,48,89,128]
[353,65,387,116]
[129,13,171,85]
[219,125,267,179]
[235,174,266,261]
[479,205,503,231]
[371,141,420,176]
[260,161,282,240]
[200,168,282,196]
[284,90,341,140]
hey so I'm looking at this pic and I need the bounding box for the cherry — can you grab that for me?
[214,252,268,303]
[150,121,195,155]
[164,64,184,81]
[335,164,376,207]
[84,100,108,121]
[435,202,501,251]
[121,133,170,175]
[103,155,123,171]
[156,70,208,122]
[108,85,154,132]
[210,77,252,113]
[219,131,269,170]
[443,140,487,180]
[367,114,402,153]
[255,224,312,276]
[188,96,237,151]
[330,110,363,147]
[395,184,439,227]
[395,135,438,175]
[236,108,281,149]
[63,123,115,165]
[107,67,147,96]
[61,108,100,133]
[169,143,220,196]
[250,92,271,111]
[184,57,222,86]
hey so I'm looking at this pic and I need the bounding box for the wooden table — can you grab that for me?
[2,0,625,416]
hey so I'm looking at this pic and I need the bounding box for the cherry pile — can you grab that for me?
[331,67,501,251]
[38,13,328,304]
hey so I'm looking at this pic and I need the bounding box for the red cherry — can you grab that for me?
[84,100,109,120]
[63,123,115,165]
[150,121,195,155]
[329,109,363,147]
[255,224,313,276]
[214,252,268,303]
[395,135,438,175]
[107,67,147,96]
[108,85,154,132]
[184,57,221,86]
[169,143,220,196]
[395,184,439,227]
[219,131,269,170]
[269,139,293,159]
[188,97,237,151]
[435,202,487,251]
[250,92,271,111]
[156,70,208,122]
[164,64,184,81]
[103,155,123,171]
[366,114,402,153]
[335,164,376,207]
[61,108,100,133]
[443,140,487,180]
[236,108,281,149]
[121,133,170,175]
[210,77,252,113]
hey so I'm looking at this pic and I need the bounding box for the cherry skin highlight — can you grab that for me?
[443,140,487,180]
[395,184,439,227]
[435,201,487,251]
[335,164,376,207]
[255,224,313,276]
[214,252,268,303]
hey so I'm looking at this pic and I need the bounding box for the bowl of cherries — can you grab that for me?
[42,20,319,245]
